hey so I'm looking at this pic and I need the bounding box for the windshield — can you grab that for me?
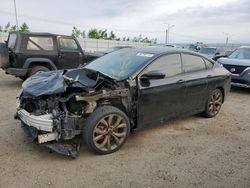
[184,44,195,50]
[229,48,250,59]
[199,48,216,54]
[8,33,17,49]
[85,48,155,80]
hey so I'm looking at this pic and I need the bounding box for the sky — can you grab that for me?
[0,0,249,43]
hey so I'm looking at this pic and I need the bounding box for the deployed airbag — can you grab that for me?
[22,70,65,97]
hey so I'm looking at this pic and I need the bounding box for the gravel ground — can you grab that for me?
[0,69,249,188]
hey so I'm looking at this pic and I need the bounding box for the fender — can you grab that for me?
[23,58,57,70]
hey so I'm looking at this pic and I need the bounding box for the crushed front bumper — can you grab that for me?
[17,109,53,132]
[17,109,59,144]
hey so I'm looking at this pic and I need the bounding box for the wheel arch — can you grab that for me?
[23,58,57,70]
[216,86,225,103]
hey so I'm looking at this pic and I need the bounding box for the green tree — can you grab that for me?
[3,22,10,32]
[108,31,116,40]
[72,26,81,38]
[0,22,30,33]
[19,22,29,32]
[88,29,99,39]
[9,25,17,32]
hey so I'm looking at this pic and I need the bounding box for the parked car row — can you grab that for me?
[217,46,250,88]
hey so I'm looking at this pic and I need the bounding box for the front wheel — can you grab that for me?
[83,106,130,154]
[28,66,50,77]
[204,89,223,118]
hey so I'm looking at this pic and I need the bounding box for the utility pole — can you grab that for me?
[165,23,174,44]
[13,0,19,29]
[223,32,233,47]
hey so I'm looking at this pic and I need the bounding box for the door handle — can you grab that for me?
[59,53,66,58]
[176,79,185,83]
[207,75,212,78]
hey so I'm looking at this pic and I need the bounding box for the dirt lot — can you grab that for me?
[0,70,249,188]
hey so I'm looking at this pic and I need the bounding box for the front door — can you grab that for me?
[137,53,186,129]
[57,37,82,69]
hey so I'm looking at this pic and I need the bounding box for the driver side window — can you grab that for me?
[144,54,182,78]
[59,38,78,51]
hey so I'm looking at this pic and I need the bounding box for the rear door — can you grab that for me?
[181,53,209,113]
[57,37,82,69]
[137,53,186,128]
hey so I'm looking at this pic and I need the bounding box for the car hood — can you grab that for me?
[22,68,99,97]
[217,57,250,66]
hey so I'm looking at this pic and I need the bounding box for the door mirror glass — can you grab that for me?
[141,70,166,80]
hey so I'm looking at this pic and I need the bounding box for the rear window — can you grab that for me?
[27,36,54,51]
[8,34,17,49]
[199,48,216,54]
[182,54,206,72]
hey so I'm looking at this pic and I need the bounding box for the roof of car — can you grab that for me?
[129,46,214,61]
[131,46,196,55]
[10,32,71,37]
[239,46,250,49]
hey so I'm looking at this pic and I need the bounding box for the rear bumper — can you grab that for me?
[6,68,28,77]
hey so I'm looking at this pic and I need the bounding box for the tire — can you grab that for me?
[19,76,27,81]
[83,106,130,154]
[204,89,223,118]
[0,43,9,69]
[28,66,50,77]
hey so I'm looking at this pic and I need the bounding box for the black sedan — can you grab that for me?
[217,46,250,88]
[16,47,231,157]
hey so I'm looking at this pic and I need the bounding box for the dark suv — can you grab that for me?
[0,32,101,79]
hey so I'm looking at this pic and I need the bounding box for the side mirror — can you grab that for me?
[141,70,166,80]
[212,54,227,61]
[140,71,165,87]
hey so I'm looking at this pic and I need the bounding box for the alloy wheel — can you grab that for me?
[93,114,128,152]
[208,90,223,116]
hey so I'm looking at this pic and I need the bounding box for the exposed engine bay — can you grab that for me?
[16,68,133,158]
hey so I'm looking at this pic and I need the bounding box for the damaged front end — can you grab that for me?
[15,68,130,158]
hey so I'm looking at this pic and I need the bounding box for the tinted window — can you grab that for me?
[144,54,182,77]
[199,48,216,54]
[204,59,213,69]
[182,54,206,72]
[27,37,54,51]
[8,34,17,49]
[86,48,155,80]
[229,48,250,59]
[59,38,78,50]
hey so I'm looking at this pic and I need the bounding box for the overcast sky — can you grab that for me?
[0,0,249,43]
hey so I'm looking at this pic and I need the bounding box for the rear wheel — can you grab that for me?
[83,106,130,154]
[19,76,27,81]
[28,66,50,77]
[204,89,223,118]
